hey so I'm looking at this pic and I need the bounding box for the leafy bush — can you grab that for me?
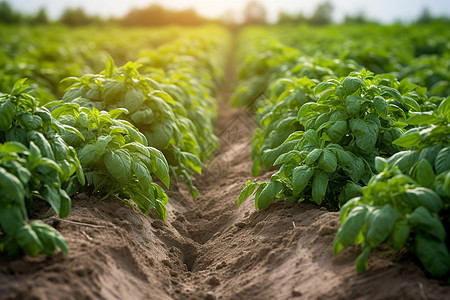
[0,79,82,258]
[49,102,170,220]
[60,57,216,197]
[334,96,450,278]
[239,70,429,210]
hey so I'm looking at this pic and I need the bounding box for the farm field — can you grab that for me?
[1,21,450,300]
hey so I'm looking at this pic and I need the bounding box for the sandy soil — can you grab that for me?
[1,50,450,300]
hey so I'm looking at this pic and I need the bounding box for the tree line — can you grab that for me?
[0,0,447,27]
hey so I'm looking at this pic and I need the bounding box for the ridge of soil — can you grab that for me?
[1,44,450,300]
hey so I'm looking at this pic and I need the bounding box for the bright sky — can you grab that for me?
[6,0,450,23]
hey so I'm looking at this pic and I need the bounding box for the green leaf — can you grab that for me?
[326,120,348,143]
[0,99,15,131]
[406,112,441,125]
[95,135,112,156]
[61,124,85,142]
[102,81,125,104]
[390,221,410,250]
[78,144,97,166]
[373,96,388,119]
[297,103,319,122]
[342,77,363,95]
[149,148,170,188]
[182,151,203,174]
[305,148,322,166]
[104,149,132,183]
[374,157,387,173]
[257,180,283,210]
[108,108,128,119]
[381,86,403,103]
[273,150,300,166]
[408,206,446,241]
[333,205,368,255]
[292,166,314,196]
[389,151,420,173]
[334,148,353,167]
[356,246,372,273]
[414,234,450,277]
[437,96,450,120]
[58,189,71,218]
[314,82,336,94]
[303,129,320,147]
[11,78,29,95]
[392,132,420,148]
[411,159,435,188]
[0,141,28,154]
[28,131,55,160]
[145,121,173,149]
[237,180,258,206]
[0,167,25,205]
[132,160,152,191]
[151,90,176,106]
[262,140,297,169]
[338,182,362,204]
[345,96,363,116]
[121,122,147,145]
[435,147,450,174]
[418,144,442,166]
[349,118,378,153]
[105,55,115,77]
[365,204,398,248]
[342,156,365,182]
[0,206,25,235]
[30,221,68,255]
[18,112,42,130]
[401,187,443,214]
[40,185,64,217]
[123,87,145,113]
[312,171,328,205]
[403,97,421,112]
[317,150,337,173]
[17,224,43,256]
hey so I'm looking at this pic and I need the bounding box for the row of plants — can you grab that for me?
[256,23,450,97]
[0,25,192,102]
[0,26,230,259]
[234,27,449,279]
[60,26,230,196]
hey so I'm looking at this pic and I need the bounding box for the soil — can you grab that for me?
[1,45,450,300]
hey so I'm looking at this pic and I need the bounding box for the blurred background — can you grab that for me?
[2,0,450,27]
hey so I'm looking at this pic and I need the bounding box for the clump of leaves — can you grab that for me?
[239,70,428,210]
[0,79,82,258]
[49,102,170,220]
[60,58,206,197]
[334,96,450,278]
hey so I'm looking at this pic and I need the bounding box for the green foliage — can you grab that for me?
[0,80,81,258]
[234,25,450,279]
[0,25,192,103]
[239,70,428,210]
[61,28,229,196]
[334,96,450,278]
[50,102,170,220]
[0,26,228,260]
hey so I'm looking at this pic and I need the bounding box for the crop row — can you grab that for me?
[234,26,450,279]
[0,25,203,102]
[0,26,230,258]
[254,23,450,97]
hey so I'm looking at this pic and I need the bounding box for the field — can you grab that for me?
[0,22,449,299]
